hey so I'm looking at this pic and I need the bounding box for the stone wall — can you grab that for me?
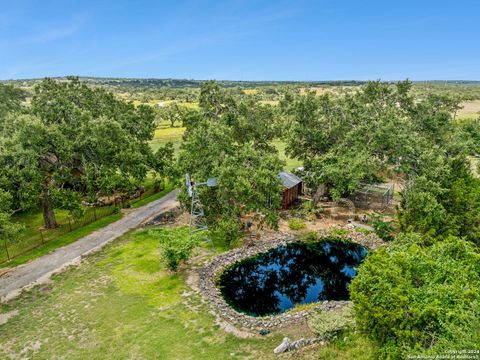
[195,228,384,330]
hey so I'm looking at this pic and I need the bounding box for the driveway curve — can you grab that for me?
[0,189,179,302]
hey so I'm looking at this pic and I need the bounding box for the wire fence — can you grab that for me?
[1,187,163,265]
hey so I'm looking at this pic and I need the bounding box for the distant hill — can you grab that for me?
[2,76,374,88]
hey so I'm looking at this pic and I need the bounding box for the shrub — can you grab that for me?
[288,218,306,230]
[330,228,349,237]
[355,227,373,235]
[298,231,319,242]
[151,227,200,271]
[302,200,324,219]
[309,305,354,339]
[350,235,480,358]
[371,213,395,241]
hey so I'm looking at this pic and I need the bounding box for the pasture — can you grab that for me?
[458,100,480,119]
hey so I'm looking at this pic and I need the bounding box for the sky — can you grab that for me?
[0,0,479,81]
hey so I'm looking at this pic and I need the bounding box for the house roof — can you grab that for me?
[279,171,302,189]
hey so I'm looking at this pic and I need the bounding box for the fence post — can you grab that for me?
[3,238,10,261]
[68,217,72,232]
[40,229,45,244]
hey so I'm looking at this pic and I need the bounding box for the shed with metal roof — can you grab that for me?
[279,171,303,209]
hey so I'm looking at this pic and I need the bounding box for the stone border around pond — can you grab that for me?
[196,227,384,330]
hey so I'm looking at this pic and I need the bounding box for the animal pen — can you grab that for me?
[351,183,394,210]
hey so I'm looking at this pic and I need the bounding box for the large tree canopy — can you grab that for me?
[0,78,161,228]
[283,81,478,199]
[398,156,480,244]
[0,83,26,119]
[178,81,284,244]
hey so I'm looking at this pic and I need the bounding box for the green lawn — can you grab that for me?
[272,140,303,170]
[149,126,185,153]
[0,226,375,359]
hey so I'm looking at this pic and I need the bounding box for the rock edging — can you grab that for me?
[196,228,383,330]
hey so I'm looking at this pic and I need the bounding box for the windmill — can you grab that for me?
[185,174,217,239]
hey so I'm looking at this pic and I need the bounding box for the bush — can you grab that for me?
[330,228,349,237]
[371,213,395,241]
[288,218,306,230]
[355,227,373,235]
[298,231,319,242]
[151,227,200,271]
[309,305,354,339]
[350,234,480,358]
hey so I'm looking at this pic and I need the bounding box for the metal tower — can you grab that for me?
[186,174,217,239]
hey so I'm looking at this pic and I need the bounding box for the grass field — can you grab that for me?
[149,126,185,153]
[457,100,480,119]
[272,140,303,170]
[0,229,283,359]
[0,226,376,359]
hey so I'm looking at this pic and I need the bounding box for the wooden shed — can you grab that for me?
[279,171,303,209]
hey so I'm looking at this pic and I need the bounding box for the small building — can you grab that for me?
[279,171,303,209]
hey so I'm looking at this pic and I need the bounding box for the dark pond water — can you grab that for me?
[218,240,366,316]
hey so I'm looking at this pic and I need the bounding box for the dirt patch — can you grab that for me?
[144,206,184,226]
[0,268,12,277]
[0,309,19,325]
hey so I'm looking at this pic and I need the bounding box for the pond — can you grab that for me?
[217,239,366,317]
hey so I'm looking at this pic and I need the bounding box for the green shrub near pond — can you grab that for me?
[288,218,306,230]
[309,305,355,340]
[354,227,373,235]
[330,228,349,237]
[350,234,480,359]
[149,226,200,271]
[210,217,243,248]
